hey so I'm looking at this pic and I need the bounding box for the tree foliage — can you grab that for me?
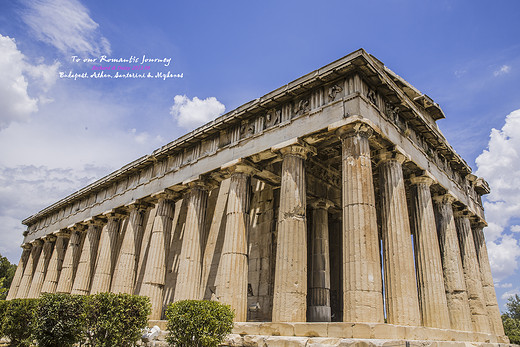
[2,298,38,347]
[502,294,520,344]
[0,254,16,300]
[166,300,234,347]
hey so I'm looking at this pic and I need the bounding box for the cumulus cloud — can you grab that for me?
[0,73,170,262]
[0,165,107,263]
[511,225,520,233]
[494,65,511,77]
[0,35,59,130]
[21,0,110,56]
[496,282,513,289]
[476,109,520,282]
[501,288,520,301]
[170,95,225,131]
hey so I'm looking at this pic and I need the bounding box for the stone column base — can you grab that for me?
[308,306,331,322]
[146,321,511,346]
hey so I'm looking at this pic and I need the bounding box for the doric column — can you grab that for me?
[218,161,254,322]
[272,142,314,322]
[174,182,208,303]
[41,230,70,294]
[56,226,86,294]
[111,203,148,294]
[27,235,55,298]
[16,239,43,298]
[455,212,492,333]
[142,193,175,320]
[71,219,103,295]
[433,194,473,331]
[337,123,384,323]
[376,148,421,326]
[308,199,333,322]
[90,211,126,294]
[473,223,505,336]
[409,174,450,328]
[6,244,32,300]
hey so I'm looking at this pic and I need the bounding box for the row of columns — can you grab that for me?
[7,122,504,338]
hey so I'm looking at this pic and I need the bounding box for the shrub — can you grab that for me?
[0,300,7,338]
[33,293,86,347]
[84,292,151,347]
[166,300,234,347]
[3,298,38,347]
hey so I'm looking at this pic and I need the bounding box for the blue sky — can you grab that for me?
[1,0,519,311]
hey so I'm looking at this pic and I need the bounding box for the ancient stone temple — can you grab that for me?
[8,49,508,346]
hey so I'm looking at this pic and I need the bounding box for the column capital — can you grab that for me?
[309,198,334,210]
[124,200,153,212]
[67,223,87,233]
[409,171,435,187]
[453,208,470,219]
[43,234,57,243]
[432,192,457,205]
[54,229,71,238]
[22,243,32,250]
[31,239,43,247]
[182,176,217,192]
[271,138,316,160]
[151,188,179,201]
[375,146,409,165]
[221,158,258,176]
[102,208,128,220]
[336,121,374,139]
[84,217,106,228]
[470,217,488,229]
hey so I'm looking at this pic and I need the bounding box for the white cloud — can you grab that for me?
[170,95,225,131]
[21,0,110,56]
[487,235,520,282]
[493,64,511,77]
[496,282,513,288]
[0,165,107,263]
[511,225,520,233]
[0,86,167,263]
[0,35,59,130]
[476,109,520,282]
[501,288,520,301]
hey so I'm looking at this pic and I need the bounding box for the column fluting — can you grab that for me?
[272,143,313,322]
[433,194,473,331]
[41,230,70,294]
[377,149,421,326]
[455,212,492,333]
[90,212,125,294]
[16,240,43,299]
[111,203,148,294]
[174,183,208,302]
[308,199,333,322]
[71,220,103,295]
[473,223,506,336]
[6,245,32,300]
[337,123,384,323]
[27,235,55,298]
[409,175,450,328]
[218,163,254,322]
[142,195,175,320]
[56,227,86,294]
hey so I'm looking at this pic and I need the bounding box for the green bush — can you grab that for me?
[3,298,38,347]
[34,293,86,347]
[503,294,520,344]
[0,300,7,338]
[84,292,151,347]
[166,300,234,347]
